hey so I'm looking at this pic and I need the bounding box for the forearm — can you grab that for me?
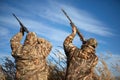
[64,23,77,45]
[63,23,77,57]
[10,32,23,53]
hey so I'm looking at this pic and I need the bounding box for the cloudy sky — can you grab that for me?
[0,0,120,70]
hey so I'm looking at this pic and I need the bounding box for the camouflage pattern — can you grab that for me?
[63,25,98,80]
[0,65,6,80]
[10,32,52,80]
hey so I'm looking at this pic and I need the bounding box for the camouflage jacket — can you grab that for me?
[63,28,98,80]
[10,32,52,80]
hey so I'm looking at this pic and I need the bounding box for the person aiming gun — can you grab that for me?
[10,14,52,80]
[62,9,99,80]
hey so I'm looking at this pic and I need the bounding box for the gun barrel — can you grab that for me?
[12,13,21,24]
[12,13,29,33]
[61,9,72,23]
[12,13,25,28]
[62,9,85,43]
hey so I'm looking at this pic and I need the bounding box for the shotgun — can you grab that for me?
[12,13,29,34]
[62,9,85,43]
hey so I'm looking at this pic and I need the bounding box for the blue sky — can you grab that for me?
[0,0,120,71]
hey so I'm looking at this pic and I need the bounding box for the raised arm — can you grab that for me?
[63,22,77,57]
[12,13,29,35]
[10,32,23,53]
[62,9,85,44]
[11,13,29,55]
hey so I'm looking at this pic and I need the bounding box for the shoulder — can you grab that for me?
[37,38,52,47]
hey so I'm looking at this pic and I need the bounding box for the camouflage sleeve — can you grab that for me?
[64,35,76,50]
[63,23,77,57]
[37,38,52,57]
[63,34,77,57]
[10,32,23,53]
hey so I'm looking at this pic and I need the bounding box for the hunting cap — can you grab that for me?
[86,38,97,48]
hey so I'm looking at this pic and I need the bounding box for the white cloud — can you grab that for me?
[0,16,18,27]
[0,1,115,58]
[0,0,114,39]
[34,1,113,36]
[19,18,69,43]
[0,53,11,58]
[0,27,9,37]
[0,0,115,58]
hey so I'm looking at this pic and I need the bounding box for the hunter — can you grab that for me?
[62,9,98,80]
[10,14,52,80]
